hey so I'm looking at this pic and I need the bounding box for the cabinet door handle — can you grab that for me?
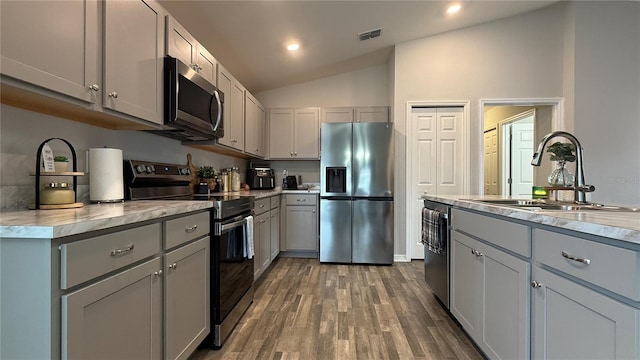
[154,270,163,277]
[89,84,100,92]
[290,152,294,156]
[531,280,543,288]
[470,249,483,257]
[260,219,266,224]
[297,198,306,202]
[168,262,177,270]
[185,224,198,233]
[108,91,118,98]
[110,244,134,256]
[562,251,591,265]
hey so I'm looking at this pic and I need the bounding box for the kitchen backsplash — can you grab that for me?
[0,104,247,210]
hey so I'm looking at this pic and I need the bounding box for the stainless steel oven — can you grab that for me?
[209,197,254,348]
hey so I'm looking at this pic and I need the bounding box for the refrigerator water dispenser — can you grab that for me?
[326,167,346,193]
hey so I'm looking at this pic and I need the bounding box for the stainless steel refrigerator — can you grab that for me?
[320,122,394,264]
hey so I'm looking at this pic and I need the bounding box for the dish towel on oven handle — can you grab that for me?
[421,208,446,254]
[244,215,254,259]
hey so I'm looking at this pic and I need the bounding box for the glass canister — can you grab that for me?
[231,167,240,192]
[40,182,75,205]
[220,170,229,192]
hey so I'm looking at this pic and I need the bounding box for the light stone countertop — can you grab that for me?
[0,200,213,239]
[423,195,640,244]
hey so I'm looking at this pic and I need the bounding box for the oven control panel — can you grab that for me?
[125,160,193,182]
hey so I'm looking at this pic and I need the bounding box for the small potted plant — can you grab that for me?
[546,142,576,186]
[197,165,218,190]
[54,155,69,173]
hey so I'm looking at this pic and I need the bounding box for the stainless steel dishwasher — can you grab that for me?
[423,200,450,309]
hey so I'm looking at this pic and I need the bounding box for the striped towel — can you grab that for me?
[421,208,446,254]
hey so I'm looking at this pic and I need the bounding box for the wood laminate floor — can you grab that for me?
[190,258,483,360]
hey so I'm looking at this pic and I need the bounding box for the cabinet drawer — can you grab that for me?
[270,196,281,209]
[255,197,271,215]
[61,223,161,289]
[451,208,530,257]
[165,211,210,250]
[285,194,317,206]
[534,229,640,301]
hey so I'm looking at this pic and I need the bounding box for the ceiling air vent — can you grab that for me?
[358,28,383,41]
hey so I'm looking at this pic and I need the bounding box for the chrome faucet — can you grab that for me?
[531,131,595,203]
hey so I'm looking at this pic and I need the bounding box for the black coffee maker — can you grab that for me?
[283,175,298,190]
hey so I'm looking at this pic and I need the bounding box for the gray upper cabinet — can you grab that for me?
[166,15,217,86]
[321,107,355,123]
[166,16,197,68]
[103,0,164,125]
[320,107,389,123]
[245,92,265,158]
[0,0,99,103]
[216,65,245,151]
[355,106,389,123]
[269,108,320,159]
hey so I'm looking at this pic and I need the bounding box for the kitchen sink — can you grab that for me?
[467,199,640,212]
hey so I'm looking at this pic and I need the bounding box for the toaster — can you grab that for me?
[247,168,275,190]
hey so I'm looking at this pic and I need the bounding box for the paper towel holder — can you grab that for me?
[31,138,84,210]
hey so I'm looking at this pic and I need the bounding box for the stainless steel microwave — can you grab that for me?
[149,56,224,141]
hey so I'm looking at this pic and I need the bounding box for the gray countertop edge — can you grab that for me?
[423,195,640,244]
[0,200,214,239]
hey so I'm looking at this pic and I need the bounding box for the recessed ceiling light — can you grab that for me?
[286,43,300,52]
[447,3,462,14]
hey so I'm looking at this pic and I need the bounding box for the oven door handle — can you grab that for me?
[220,217,247,233]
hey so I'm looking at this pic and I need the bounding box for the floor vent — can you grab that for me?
[358,28,383,41]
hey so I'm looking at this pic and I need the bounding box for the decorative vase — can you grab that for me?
[547,160,574,187]
[54,161,69,173]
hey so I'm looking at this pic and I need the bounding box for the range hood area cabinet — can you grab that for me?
[1,0,165,127]
[166,15,217,87]
[269,108,320,159]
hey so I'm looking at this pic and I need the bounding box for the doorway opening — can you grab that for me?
[480,98,564,196]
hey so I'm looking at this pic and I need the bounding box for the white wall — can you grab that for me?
[571,1,640,206]
[0,105,247,209]
[255,64,388,108]
[393,3,566,257]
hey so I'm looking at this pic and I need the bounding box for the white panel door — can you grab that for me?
[410,107,464,259]
[436,108,464,195]
[511,121,534,196]
[294,108,320,159]
[484,129,499,195]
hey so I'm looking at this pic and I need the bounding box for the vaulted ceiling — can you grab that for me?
[159,1,557,93]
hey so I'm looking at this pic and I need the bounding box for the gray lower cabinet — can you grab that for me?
[62,257,162,359]
[451,230,530,360]
[531,228,640,359]
[270,207,280,261]
[532,267,639,359]
[1,210,210,359]
[164,237,210,360]
[254,211,271,279]
[283,194,318,253]
[449,206,640,360]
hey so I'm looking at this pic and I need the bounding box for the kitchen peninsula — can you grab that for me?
[424,194,640,359]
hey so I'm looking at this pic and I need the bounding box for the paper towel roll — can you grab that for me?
[89,148,124,202]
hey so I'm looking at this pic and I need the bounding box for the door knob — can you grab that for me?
[108,91,118,99]
[89,84,100,92]
[531,280,542,288]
